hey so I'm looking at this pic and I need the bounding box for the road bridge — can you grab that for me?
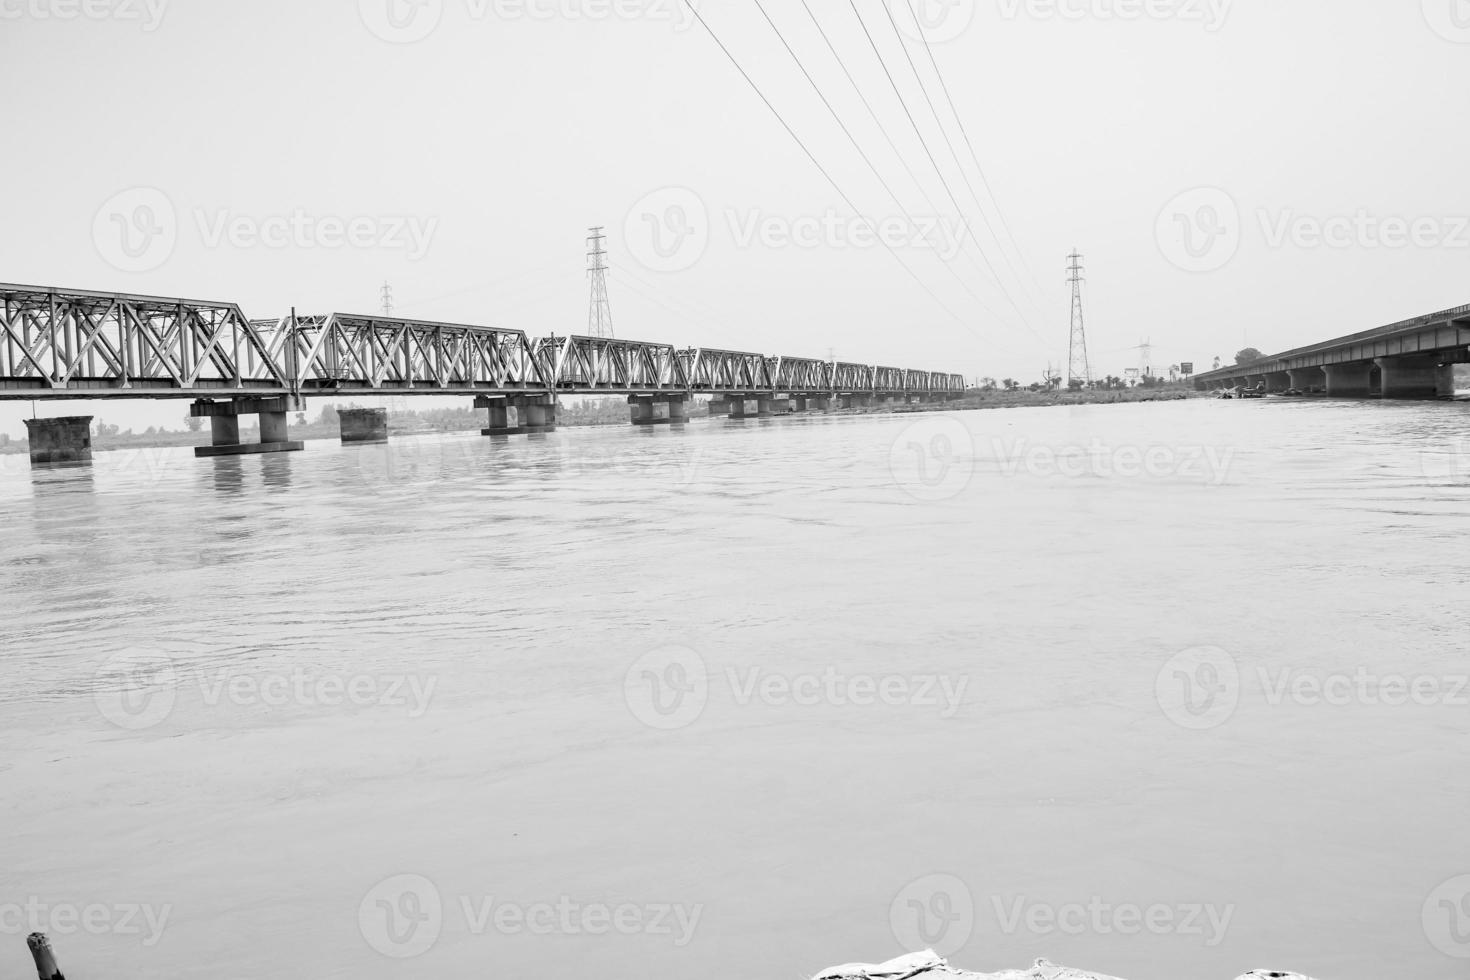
[2,283,966,464]
[1193,302,1470,398]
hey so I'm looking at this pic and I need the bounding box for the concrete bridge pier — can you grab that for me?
[810,396,831,412]
[475,395,517,435]
[1288,367,1325,391]
[23,416,93,466]
[791,396,808,412]
[1375,355,1442,399]
[338,407,388,443]
[1437,364,1461,398]
[1323,362,1375,397]
[628,394,690,425]
[756,396,784,417]
[628,396,654,425]
[192,396,305,457]
[727,396,749,420]
[521,396,558,431]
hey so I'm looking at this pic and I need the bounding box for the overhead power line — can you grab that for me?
[751,0,1009,327]
[677,0,999,347]
[878,0,1043,322]
[846,0,1044,347]
[897,0,1049,307]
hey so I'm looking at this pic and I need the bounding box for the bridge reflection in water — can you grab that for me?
[0,283,966,466]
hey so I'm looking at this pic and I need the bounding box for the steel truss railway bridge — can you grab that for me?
[1,283,966,464]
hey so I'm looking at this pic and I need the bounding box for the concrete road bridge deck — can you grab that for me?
[1,283,966,464]
[1193,302,1470,398]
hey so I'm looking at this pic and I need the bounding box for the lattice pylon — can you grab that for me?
[587,227,614,339]
[1066,250,1091,388]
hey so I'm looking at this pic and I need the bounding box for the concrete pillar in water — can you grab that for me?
[23,416,93,466]
[811,396,831,412]
[791,396,808,412]
[1436,364,1461,399]
[1375,355,1442,399]
[628,397,655,425]
[210,414,240,448]
[475,396,514,435]
[193,397,305,457]
[1322,362,1375,397]
[1288,367,1325,391]
[522,396,557,431]
[339,407,389,443]
[667,396,688,423]
[1265,372,1290,393]
[259,411,289,444]
[756,396,782,417]
[728,397,749,419]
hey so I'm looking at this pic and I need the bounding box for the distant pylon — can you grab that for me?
[587,227,614,339]
[380,281,394,317]
[1066,250,1091,388]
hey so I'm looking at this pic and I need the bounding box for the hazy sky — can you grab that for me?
[2,0,1468,436]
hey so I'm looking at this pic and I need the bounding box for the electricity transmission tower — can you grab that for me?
[379,282,394,317]
[1066,250,1091,388]
[586,227,614,339]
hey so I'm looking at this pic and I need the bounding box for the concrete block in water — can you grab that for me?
[22,416,93,465]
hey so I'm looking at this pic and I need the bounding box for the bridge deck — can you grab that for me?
[1195,302,1470,384]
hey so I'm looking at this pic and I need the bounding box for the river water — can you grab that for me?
[1,398,1467,980]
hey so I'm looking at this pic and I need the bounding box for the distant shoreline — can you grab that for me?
[0,386,1204,455]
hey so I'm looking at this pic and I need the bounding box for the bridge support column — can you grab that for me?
[810,396,831,412]
[1288,367,1325,391]
[475,396,517,435]
[756,396,784,417]
[791,396,807,412]
[339,407,388,443]
[1323,362,1375,397]
[192,396,305,457]
[521,396,557,431]
[628,397,655,425]
[1265,372,1290,393]
[210,415,239,447]
[1375,355,1442,399]
[667,396,688,423]
[23,416,93,466]
[728,397,748,419]
[1437,364,1462,398]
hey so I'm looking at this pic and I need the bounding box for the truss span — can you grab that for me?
[0,283,967,401]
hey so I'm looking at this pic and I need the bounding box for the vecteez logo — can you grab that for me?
[1422,0,1470,43]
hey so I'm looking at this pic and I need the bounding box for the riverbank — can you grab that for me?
[0,387,1202,455]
